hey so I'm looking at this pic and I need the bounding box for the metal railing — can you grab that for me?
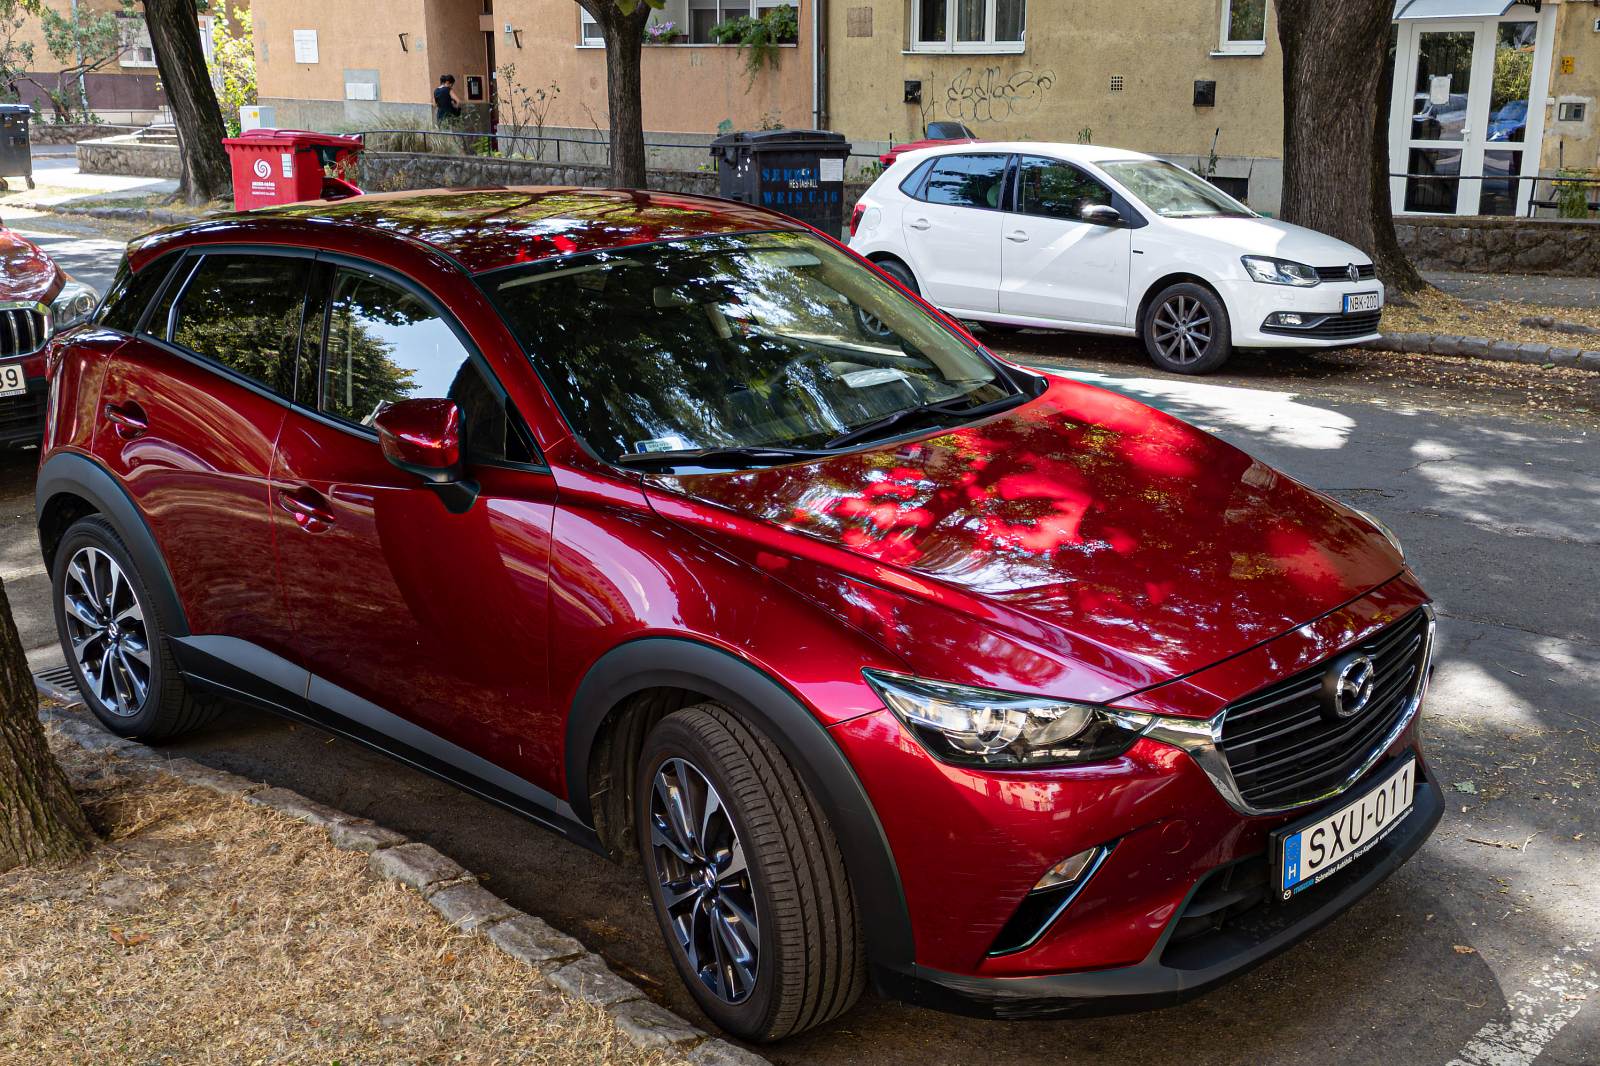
[1391,170,1600,217]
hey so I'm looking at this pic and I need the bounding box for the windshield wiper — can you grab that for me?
[615,445,833,470]
[824,391,1028,450]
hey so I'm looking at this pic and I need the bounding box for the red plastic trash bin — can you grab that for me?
[222,128,364,210]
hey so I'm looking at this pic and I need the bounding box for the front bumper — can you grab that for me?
[1219,276,1386,349]
[0,376,47,447]
[878,770,1442,1019]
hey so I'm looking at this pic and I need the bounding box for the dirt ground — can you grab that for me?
[0,730,685,1066]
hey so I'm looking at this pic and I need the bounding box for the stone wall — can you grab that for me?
[30,123,144,145]
[77,135,181,179]
[1395,216,1600,277]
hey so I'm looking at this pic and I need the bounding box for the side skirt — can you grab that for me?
[170,635,606,857]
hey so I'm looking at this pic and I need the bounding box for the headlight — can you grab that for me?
[49,280,101,332]
[1241,255,1320,287]
[863,670,1152,768]
[1351,506,1405,558]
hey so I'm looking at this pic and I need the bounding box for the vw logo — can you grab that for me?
[1323,652,1377,720]
[1346,262,1360,283]
[253,158,273,179]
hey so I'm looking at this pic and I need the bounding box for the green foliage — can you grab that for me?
[710,4,798,87]
[211,7,255,137]
[347,114,470,156]
[1075,126,1093,145]
[1555,168,1597,219]
[32,0,132,121]
[0,2,35,104]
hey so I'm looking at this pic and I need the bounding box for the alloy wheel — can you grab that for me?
[1152,294,1214,366]
[647,756,761,1005]
[61,545,151,717]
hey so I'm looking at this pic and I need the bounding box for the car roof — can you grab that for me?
[130,187,807,275]
[894,141,1155,167]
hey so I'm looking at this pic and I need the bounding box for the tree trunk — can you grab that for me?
[0,576,94,874]
[1370,27,1427,295]
[1277,0,1427,294]
[599,9,648,188]
[142,0,231,205]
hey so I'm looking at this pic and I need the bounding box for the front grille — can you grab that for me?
[1314,263,1377,282]
[0,306,46,358]
[1261,309,1382,340]
[0,380,46,444]
[1218,609,1429,810]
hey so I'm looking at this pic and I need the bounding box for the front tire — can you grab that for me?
[51,515,217,740]
[1142,282,1233,374]
[636,704,865,1041]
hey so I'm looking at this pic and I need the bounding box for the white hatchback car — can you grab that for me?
[847,142,1385,374]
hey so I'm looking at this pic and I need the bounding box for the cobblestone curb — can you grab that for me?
[33,701,766,1066]
[1371,333,1600,372]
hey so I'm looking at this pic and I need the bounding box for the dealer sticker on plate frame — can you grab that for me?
[1273,756,1415,901]
[0,363,25,398]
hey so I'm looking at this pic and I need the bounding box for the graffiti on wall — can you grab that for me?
[942,67,1057,124]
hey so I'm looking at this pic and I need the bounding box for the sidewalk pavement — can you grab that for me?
[1421,270,1598,310]
[1,146,177,209]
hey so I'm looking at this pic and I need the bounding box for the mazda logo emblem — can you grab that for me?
[1323,653,1377,720]
[1346,263,1360,282]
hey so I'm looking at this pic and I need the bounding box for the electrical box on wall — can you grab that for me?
[1558,101,1587,123]
[1194,80,1216,108]
[904,80,922,105]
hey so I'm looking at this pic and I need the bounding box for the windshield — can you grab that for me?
[484,232,1017,464]
[1099,159,1254,219]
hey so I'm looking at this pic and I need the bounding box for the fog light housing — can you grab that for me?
[988,843,1116,956]
[1033,847,1100,892]
[1268,312,1305,327]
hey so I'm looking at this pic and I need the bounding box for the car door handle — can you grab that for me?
[1006,230,1030,243]
[276,486,336,533]
[907,217,932,231]
[102,401,148,440]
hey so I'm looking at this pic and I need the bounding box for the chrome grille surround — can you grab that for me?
[0,301,50,359]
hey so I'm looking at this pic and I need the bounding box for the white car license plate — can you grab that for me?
[1274,757,1415,900]
[0,363,25,398]
[1344,292,1382,313]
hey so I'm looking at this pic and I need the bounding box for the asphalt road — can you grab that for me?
[4,225,1597,1066]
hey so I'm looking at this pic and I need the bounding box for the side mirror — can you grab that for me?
[373,398,479,513]
[1079,203,1123,226]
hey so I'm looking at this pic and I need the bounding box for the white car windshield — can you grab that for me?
[1099,160,1254,219]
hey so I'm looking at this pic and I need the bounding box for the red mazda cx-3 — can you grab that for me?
[36,188,1440,1041]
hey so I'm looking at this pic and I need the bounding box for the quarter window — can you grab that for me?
[1016,156,1113,220]
[320,269,530,463]
[920,154,1010,210]
[913,0,1025,52]
[1219,0,1267,54]
[168,254,312,397]
[97,255,174,334]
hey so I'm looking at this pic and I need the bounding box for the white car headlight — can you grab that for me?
[1242,255,1320,287]
[49,279,101,332]
[863,670,1153,768]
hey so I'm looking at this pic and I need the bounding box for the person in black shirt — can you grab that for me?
[433,75,462,125]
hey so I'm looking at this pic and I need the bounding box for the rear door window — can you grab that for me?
[97,255,176,334]
[168,253,313,398]
[919,154,1011,210]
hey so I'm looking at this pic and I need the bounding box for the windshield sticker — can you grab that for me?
[636,435,691,454]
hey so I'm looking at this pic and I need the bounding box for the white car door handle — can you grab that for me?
[1006,230,1030,243]
[907,218,932,231]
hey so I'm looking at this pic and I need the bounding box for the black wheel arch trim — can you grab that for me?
[564,636,917,972]
[36,450,190,637]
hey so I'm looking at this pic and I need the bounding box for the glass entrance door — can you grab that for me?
[1394,15,1542,215]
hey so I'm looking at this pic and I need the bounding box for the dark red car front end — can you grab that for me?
[34,188,1439,1039]
[1,224,99,447]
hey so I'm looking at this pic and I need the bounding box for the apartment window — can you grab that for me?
[119,14,157,68]
[681,1,796,45]
[1217,0,1266,55]
[579,10,603,46]
[913,0,1025,53]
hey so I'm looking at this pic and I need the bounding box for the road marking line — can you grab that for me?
[1446,942,1597,1066]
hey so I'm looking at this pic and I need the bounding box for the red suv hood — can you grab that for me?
[647,376,1402,699]
[0,227,61,304]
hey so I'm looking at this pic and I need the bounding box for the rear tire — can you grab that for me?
[51,515,217,740]
[874,257,918,296]
[636,703,865,1041]
[1142,282,1233,374]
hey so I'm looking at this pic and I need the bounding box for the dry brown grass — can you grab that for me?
[1382,287,1600,348]
[0,736,686,1066]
